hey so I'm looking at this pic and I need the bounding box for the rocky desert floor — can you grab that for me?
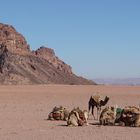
[0,85,140,140]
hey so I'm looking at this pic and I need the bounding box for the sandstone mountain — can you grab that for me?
[0,23,96,85]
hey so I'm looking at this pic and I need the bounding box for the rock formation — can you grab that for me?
[0,24,30,54]
[32,46,72,74]
[0,23,96,85]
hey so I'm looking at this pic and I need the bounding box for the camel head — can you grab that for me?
[105,96,109,102]
[100,96,109,106]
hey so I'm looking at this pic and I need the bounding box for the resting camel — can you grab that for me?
[67,107,88,126]
[48,106,69,121]
[116,106,140,127]
[99,105,140,127]
[99,106,117,125]
[88,95,109,120]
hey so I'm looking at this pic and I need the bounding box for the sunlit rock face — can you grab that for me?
[0,23,30,55]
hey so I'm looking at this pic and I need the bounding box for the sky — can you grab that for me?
[0,0,140,79]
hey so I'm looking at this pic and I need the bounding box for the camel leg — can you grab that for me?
[97,108,99,120]
[88,102,91,115]
[97,107,101,120]
[92,105,95,120]
[88,102,93,118]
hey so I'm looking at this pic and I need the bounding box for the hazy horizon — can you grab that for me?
[1,0,140,79]
[93,77,140,85]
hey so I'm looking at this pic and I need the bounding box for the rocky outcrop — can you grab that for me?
[0,23,96,85]
[32,46,72,74]
[0,24,30,54]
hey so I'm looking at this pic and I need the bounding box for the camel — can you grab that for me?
[99,106,117,125]
[88,95,109,120]
[67,110,81,126]
[67,107,89,126]
[115,106,140,127]
[48,106,69,121]
[100,105,140,127]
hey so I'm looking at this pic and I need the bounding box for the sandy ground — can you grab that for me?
[0,85,140,140]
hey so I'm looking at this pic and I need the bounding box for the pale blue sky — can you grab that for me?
[1,0,140,79]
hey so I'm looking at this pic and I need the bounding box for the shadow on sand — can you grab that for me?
[57,124,68,127]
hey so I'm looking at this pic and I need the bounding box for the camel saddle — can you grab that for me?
[91,94,101,103]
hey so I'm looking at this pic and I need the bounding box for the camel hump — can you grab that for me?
[91,94,101,103]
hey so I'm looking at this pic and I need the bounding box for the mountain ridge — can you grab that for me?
[0,23,96,85]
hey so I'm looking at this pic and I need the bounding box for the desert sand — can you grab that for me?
[0,85,140,140]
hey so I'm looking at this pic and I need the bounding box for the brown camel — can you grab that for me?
[67,107,89,126]
[88,95,109,120]
[99,106,117,125]
[48,106,69,121]
[116,106,140,127]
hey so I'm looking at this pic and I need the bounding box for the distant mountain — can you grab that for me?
[0,23,96,85]
[93,78,140,85]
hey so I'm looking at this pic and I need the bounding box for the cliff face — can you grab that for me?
[32,47,73,74]
[0,23,96,85]
[0,24,30,54]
